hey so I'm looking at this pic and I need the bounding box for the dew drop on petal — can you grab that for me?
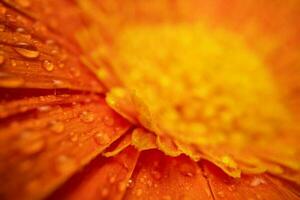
[228,185,235,192]
[16,27,25,33]
[147,179,153,187]
[101,187,109,198]
[109,175,116,183]
[21,140,45,155]
[127,179,134,188]
[11,59,17,66]
[103,115,114,126]
[70,135,78,143]
[52,79,65,87]
[70,67,80,77]
[50,121,64,133]
[18,131,45,155]
[58,63,65,68]
[151,169,162,180]
[179,163,195,177]
[56,155,76,174]
[14,42,40,58]
[118,182,127,192]
[217,191,225,198]
[42,60,55,71]
[136,188,142,197]
[250,177,266,187]
[94,132,110,145]
[45,39,55,45]
[37,105,51,112]
[80,111,95,123]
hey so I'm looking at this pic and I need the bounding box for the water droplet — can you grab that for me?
[147,180,153,187]
[94,132,110,145]
[101,187,109,197]
[14,42,39,58]
[136,188,142,197]
[103,116,114,126]
[151,169,162,180]
[52,79,65,87]
[217,191,225,198]
[179,163,195,177]
[250,177,266,187]
[58,63,64,68]
[109,175,116,183]
[0,72,24,87]
[11,60,17,66]
[56,155,76,173]
[118,182,127,192]
[228,185,235,192]
[16,27,25,33]
[70,135,78,142]
[80,111,95,123]
[45,39,55,45]
[139,176,145,184]
[18,131,45,155]
[42,60,54,71]
[70,67,80,77]
[127,179,133,188]
[50,121,64,133]
[37,105,51,112]
[0,54,5,65]
[51,49,58,55]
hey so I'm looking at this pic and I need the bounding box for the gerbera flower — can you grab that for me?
[0,0,299,200]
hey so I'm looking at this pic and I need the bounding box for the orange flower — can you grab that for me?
[0,0,299,199]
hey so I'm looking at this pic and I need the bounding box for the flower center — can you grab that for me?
[104,23,299,178]
[111,23,290,145]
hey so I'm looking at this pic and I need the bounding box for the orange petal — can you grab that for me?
[124,150,213,200]
[0,90,100,118]
[48,147,139,200]
[0,96,131,200]
[131,128,157,151]
[102,131,133,157]
[202,161,300,200]
[0,2,104,92]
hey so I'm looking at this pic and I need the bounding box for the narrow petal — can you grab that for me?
[0,96,131,200]
[0,2,104,92]
[124,150,213,200]
[47,147,139,200]
[202,161,300,200]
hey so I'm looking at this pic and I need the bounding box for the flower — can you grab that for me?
[0,0,299,200]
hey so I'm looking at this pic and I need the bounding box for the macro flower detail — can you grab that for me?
[0,0,299,200]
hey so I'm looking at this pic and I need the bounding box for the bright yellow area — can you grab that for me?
[110,23,290,147]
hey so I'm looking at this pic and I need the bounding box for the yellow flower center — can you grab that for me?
[111,23,290,143]
[102,23,299,180]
